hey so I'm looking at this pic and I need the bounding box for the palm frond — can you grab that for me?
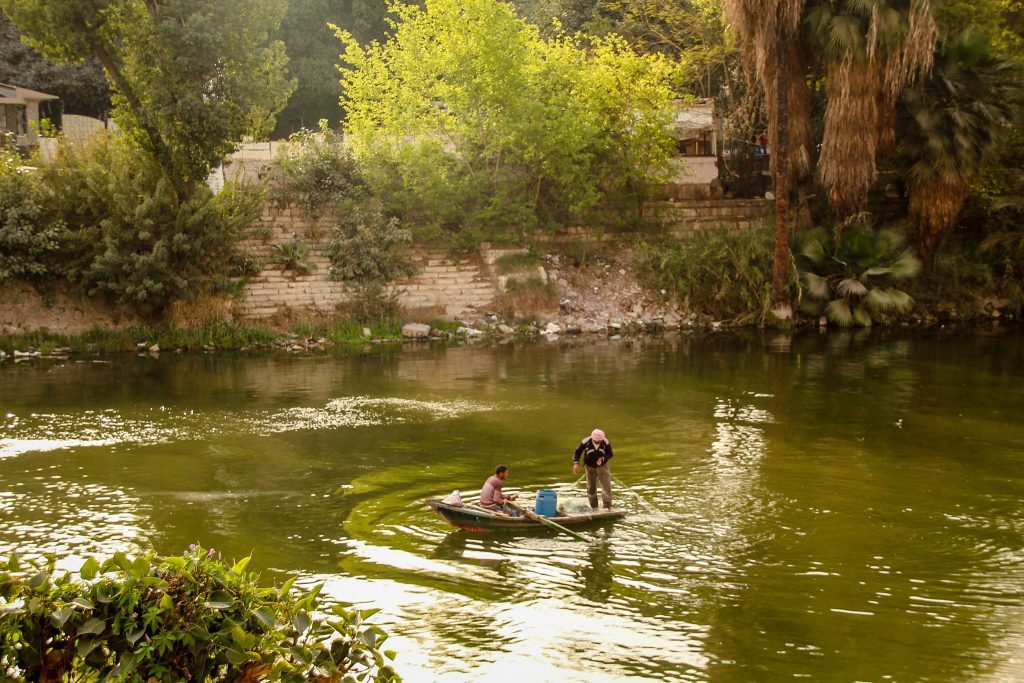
[802,271,832,301]
[861,266,893,281]
[888,250,922,280]
[853,304,874,327]
[800,236,827,264]
[864,287,914,313]
[825,298,855,326]
[798,298,827,316]
[836,277,868,298]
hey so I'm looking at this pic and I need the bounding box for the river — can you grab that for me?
[1,327,1022,681]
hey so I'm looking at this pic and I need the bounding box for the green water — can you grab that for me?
[1,328,1023,682]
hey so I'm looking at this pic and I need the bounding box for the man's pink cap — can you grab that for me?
[591,429,606,441]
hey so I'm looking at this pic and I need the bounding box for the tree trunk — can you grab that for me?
[771,29,793,321]
[92,40,190,203]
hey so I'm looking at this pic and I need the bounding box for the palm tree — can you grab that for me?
[723,0,811,321]
[805,0,939,217]
[723,0,937,320]
[902,28,1022,264]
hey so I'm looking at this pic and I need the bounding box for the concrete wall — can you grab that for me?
[669,156,718,186]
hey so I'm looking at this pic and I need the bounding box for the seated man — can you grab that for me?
[480,465,519,515]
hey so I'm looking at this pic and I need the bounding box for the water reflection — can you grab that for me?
[1,331,1023,681]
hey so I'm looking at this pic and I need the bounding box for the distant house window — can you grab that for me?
[676,131,713,156]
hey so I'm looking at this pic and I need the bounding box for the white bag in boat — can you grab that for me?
[442,490,463,506]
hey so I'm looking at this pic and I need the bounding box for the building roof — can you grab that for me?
[0,83,60,105]
[671,98,714,133]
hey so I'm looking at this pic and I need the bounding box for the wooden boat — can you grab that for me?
[425,498,625,533]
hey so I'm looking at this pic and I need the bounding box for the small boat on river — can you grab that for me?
[426,497,625,533]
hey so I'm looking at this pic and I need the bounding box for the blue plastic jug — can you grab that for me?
[535,489,558,517]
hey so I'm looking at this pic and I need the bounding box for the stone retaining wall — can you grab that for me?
[239,206,503,320]
[236,199,768,322]
[644,199,771,234]
[0,197,771,332]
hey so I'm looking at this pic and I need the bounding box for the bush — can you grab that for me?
[0,149,62,283]
[338,280,404,325]
[634,227,774,324]
[794,215,921,327]
[0,547,398,682]
[324,204,417,283]
[272,122,368,217]
[269,238,315,274]
[35,136,262,316]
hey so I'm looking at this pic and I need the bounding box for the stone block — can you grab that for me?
[402,323,431,338]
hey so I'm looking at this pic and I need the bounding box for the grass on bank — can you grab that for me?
[0,319,444,356]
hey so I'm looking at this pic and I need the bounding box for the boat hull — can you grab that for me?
[426,498,625,533]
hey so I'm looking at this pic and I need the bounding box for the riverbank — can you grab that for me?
[1,248,1018,361]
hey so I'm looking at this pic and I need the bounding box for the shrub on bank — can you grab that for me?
[0,148,62,283]
[634,228,775,324]
[34,136,262,316]
[0,547,398,682]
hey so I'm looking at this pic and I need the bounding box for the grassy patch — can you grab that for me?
[0,319,414,356]
[494,251,541,273]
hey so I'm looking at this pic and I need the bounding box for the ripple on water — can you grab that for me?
[0,481,152,569]
[0,397,498,458]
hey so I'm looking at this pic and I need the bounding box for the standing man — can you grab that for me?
[480,465,519,515]
[573,428,613,510]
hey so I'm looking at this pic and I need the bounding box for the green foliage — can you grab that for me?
[902,29,1021,192]
[634,227,774,324]
[0,546,399,681]
[513,0,601,36]
[339,281,404,325]
[796,215,922,327]
[0,149,61,282]
[272,0,389,136]
[494,251,541,273]
[335,0,677,235]
[35,136,263,315]
[0,10,110,117]
[273,121,369,217]
[3,0,295,200]
[324,205,417,283]
[594,0,737,99]
[270,238,315,274]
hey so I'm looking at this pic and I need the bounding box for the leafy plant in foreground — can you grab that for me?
[796,215,922,326]
[0,546,399,681]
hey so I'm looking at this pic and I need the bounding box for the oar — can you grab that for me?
[509,502,592,543]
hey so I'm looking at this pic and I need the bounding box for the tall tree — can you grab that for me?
[903,29,1021,263]
[0,10,109,117]
[805,0,938,217]
[273,0,390,136]
[336,0,677,229]
[724,0,940,319]
[596,0,736,99]
[723,0,808,320]
[513,0,602,35]
[1,0,294,200]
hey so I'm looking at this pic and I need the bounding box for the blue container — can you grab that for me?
[535,489,558,517]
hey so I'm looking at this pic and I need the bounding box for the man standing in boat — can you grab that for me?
[480,465,519,515]
[573,428,613,510]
